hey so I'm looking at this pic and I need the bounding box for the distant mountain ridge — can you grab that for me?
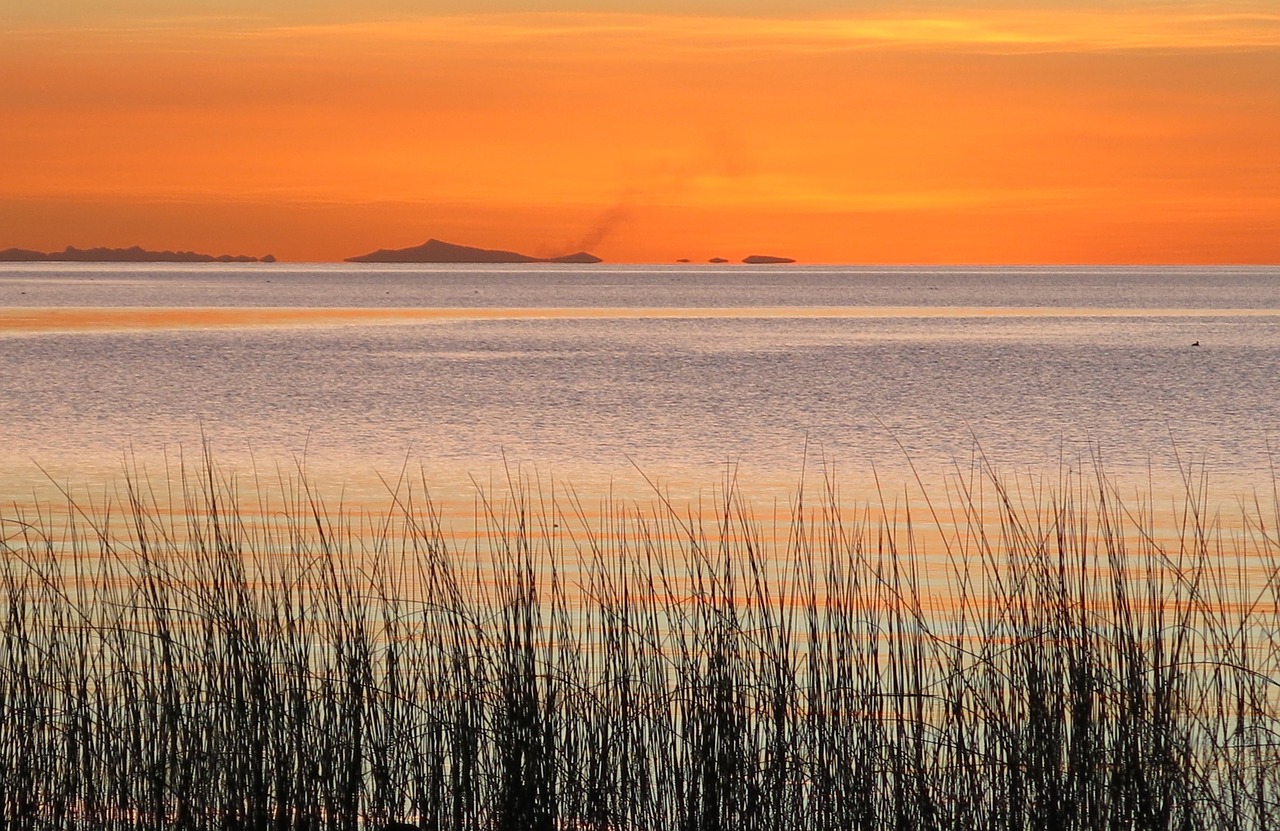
[345,238,602,264]
[0,245,275,263]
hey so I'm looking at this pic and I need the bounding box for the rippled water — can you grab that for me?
[2,263,1277,504]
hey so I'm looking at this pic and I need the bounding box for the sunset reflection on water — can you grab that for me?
[2,304,1277,335]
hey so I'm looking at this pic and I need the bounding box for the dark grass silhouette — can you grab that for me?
[2,455,1278,830]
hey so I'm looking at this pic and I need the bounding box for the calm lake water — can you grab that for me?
[2,263,1278,508]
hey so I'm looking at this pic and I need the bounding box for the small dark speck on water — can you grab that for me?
[1192,340,1200,346]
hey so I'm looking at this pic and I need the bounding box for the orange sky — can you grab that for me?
[2,3,1278,263]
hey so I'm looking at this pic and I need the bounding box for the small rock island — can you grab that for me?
[0,245,275,263]
[346,238,602,264]
[742,255,796,264]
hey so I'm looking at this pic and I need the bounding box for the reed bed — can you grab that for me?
[2,456,1279,831]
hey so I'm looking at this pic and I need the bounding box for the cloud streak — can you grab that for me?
[11,6,1280,53]
[254,8,1280,54]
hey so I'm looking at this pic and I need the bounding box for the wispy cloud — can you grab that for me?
[10,6,1280,53]
[273,8,1280,54]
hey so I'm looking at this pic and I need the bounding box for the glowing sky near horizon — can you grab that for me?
[2,2,1279,263]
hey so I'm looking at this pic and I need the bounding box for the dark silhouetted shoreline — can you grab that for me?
[0,245,275,263]
[346,238,601,264]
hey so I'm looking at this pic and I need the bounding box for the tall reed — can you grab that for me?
[2,457,1278,830]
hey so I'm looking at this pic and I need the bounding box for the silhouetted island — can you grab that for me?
[0,245,275,263]
[708,257,730,264]
[346,238,602,264]
[742,254,796,264]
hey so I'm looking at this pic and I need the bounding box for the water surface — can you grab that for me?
[2,263,1276,506]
